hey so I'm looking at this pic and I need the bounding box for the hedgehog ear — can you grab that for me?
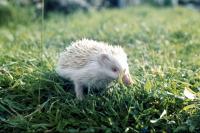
[98,54,111,66]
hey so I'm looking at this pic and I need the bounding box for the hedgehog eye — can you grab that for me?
[112,67,118,72]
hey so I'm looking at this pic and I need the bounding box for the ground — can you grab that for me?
[0,6,200,132]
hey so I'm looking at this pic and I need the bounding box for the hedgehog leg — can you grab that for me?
[74,82,84,100]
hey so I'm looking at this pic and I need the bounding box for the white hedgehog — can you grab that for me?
[56,39,133,100]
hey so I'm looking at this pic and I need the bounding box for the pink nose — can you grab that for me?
[122,74,133,86]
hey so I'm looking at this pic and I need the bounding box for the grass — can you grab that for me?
[0,5,200,132]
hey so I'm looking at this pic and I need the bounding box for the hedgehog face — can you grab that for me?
[98,54,133,85]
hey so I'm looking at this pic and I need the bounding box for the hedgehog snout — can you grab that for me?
[122,73,133,86]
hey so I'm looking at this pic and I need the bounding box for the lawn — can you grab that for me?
[0,6,200,132]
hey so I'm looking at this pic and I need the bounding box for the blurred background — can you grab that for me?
[0,0,200,25]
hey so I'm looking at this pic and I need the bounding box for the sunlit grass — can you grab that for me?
[0,6,200,132]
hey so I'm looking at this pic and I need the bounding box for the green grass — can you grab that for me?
[0,6,200,132]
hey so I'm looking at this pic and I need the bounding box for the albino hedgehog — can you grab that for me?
[56,39,133,100]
